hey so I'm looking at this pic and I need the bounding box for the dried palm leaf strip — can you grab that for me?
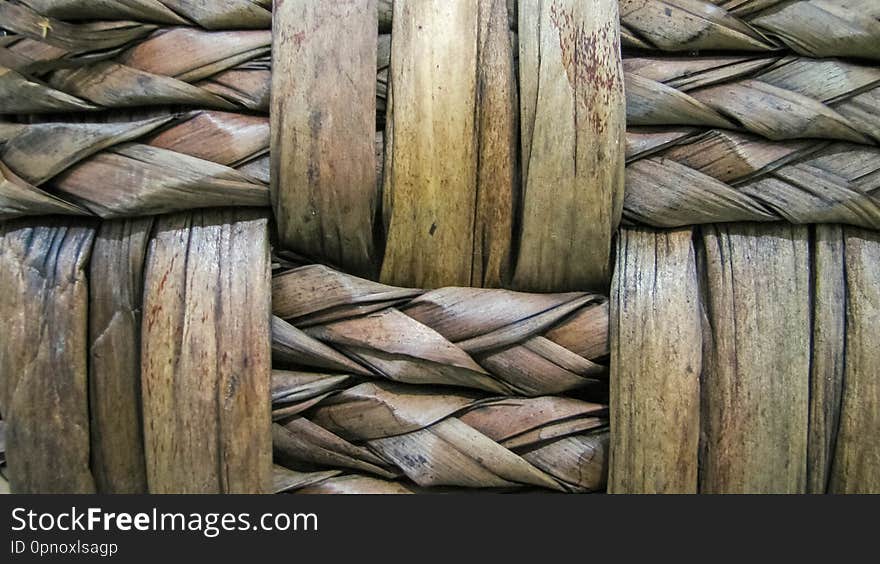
[297,474,420,495]
[608,227,700,493]
[9,0,272,29]
[808,225,846,493]
[827,227,880,493]
[273,465,341,494]
[624,128,880,230]
[514,0,625,291]
[626,55,880,145]
[141,208,271,493]
[699,223,810,493]
[380,0,517,288]
[0,217,96,493]
[272,264,609,397]
[271,0,378,278]
[8,115,879,234]
[273,379,609,492]
[0,110,269,219]
[89,217,152,493]
[11,0,877,57]
[619,0,880,60]
[1,23,270,113]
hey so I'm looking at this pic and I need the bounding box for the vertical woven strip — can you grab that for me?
[89,217,153,494]
[514,0,625,291]
[140,209,272,493]
[699,224,811,493]
[829,228,880,493]
[0,218,96,493]
[271,0,379,278]
[808,225,846,493]
[609,227,701,493]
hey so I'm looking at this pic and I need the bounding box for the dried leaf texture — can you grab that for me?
[273,379,609,492]
[0,112,269,220]
[608,224,880,494]
[829,228,880,493]
[268,262,615,492]
[141,209,272,493]
[625,56,880,144]
[625,128,880,230]
[619,0,880,59]
[380,0,518,288]
[89,217,152,493]
[0,217,96,493]
[0,5,271,114]
[808,225,846,493]
[609,228,700,493]
[273,265,609,397]
[14,0,273,29]
[45,0,869,63]
[514,0,625,292]
[271,0,378,278]
[699,223,810,493]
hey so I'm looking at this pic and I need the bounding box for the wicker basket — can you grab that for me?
[0,0,877,494]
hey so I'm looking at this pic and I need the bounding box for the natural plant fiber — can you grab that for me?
[141,209,272,494]
[272,264,609,397]
[89,217,152,493]
[377,0,520,289]
[610,224,880,494]
[618,0,880,59]
[0,209,274,494]
[271,0,379,279]
[5,0,272,28]
[0,111,269,220]
[13,0,880,62]
[0,3,270,114]
[270,263,610,492]
[514,0,624,292]
[0,217,96,493]
[626,55,880,144]
[609,227,700,493]
[273,380,609,492]
[625,127,880,230]
[2,0,879,497]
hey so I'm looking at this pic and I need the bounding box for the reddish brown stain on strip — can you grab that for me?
[550,2,621,134]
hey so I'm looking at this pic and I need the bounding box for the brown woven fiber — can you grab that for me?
[1,0,879,496]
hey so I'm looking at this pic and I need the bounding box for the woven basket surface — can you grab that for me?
[0,0,878,494]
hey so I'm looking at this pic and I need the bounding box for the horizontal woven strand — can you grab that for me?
[6,0,272,30]
[6,2,879,116]
[619,0,880,59]
[625,127,880,230]
[626,55,880,145]
[27,0,872,59]
[271,264,610,398]
[4,116,880,232]
[272,376,609,492]
[0,110,269,219]
[1,26,270,114]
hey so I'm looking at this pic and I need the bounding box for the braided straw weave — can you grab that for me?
[1,0,879,496]
[270,264,609,493]
[4,115,877,233]
[9,0,880,61]
[0,1,271,113]
[618,0,880,58]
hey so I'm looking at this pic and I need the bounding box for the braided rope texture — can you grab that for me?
[619,0,880,59]
[3,112,878,233]
[270,264,610,492]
